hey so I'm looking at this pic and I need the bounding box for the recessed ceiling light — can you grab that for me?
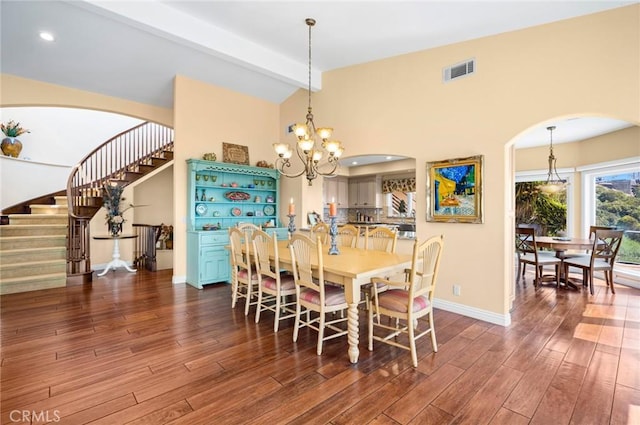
[386,156,392,160]
[39,32,55,42]
[351,161,358,165]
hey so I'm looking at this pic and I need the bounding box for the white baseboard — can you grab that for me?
[433,298,511,327]
[172,275,186,284]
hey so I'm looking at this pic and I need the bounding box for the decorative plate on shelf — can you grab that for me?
[231,207,242,216]
[224,191,251,201]
[195,203,207,216]
[263,205,275,216]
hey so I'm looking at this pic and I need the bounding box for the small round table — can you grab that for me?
[93,234,138,276]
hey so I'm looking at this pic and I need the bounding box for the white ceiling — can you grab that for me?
[0,0,636,155]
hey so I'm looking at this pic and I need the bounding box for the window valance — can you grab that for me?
[382,177,415,193]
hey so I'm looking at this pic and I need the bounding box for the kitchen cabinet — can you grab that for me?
[349,176,381,208]
[323,176,349,208]
[186,159,287,288]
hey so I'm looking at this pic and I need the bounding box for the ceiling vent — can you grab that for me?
[443,58,475,82]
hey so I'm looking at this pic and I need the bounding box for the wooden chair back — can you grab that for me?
[237,222,261,239]
[337,224,359,248]
[591,229,624,267]
[407,235,444,304]
[364,227,397,253]
[515,227,539,259]
[252,229,278,282]
[311,223,330,245]
[229,227,250,274]
[289,233,324,296]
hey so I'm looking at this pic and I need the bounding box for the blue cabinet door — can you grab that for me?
[201,246,230,284]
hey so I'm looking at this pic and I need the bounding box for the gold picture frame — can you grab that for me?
[426,155,484,223]
[222,142,249,165]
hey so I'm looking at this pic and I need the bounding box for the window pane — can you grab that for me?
[595,173,640,265]
[515,181,567,236]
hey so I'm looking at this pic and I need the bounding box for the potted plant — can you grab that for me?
[1,120,30,157]
[102,182,136,236]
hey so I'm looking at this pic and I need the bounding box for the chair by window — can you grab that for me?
[515,223,553,277]
[289,233,348,355]
[310,222,330,245]
[337,224,359,248]
[229,227,259,315]
[252,229,296,332]
[563,229,624,295]
[515,227,562,287]
[563,225,617,260]
[368,235,444,367]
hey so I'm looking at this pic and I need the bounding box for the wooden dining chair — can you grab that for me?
[563,229,624,295]
[515,227,562,287]
[310,222,330,245]
[516,223,553,277]
[364,226,398,253]
[228,227,259,315]
[362,226,398,307]
[368,235,444,367]
[562,225,617,260]
[337,224,359,248]
[289,233,348,355]
[236,222,261,238]
[252,229,296,332]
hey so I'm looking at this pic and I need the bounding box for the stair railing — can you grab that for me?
[66,121,174,277]
[133,223,162,272]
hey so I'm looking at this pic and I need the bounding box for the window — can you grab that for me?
[580,158,640,269]
[515,168,574,235]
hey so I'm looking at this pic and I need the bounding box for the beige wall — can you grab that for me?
[2,5,639,322]
[280,5,639,318]
[172,75,280,282]
[0,74,172,125]
[516,126,640,172]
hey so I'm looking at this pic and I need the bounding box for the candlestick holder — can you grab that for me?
[328,215,339,255]
[287,214,296,235]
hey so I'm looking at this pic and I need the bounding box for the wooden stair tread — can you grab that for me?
[0,246,66,254]
[0,258,66,268]
[0,224,67,228]
[9,213,68,218]
[0,272,66,283]
[0,235,66,241]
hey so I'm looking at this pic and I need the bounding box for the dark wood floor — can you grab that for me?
[1,268,638,424]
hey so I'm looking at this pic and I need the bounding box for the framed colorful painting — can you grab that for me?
[426,155,484,223]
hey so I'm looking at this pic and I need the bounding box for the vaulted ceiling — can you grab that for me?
[1,1,635,149]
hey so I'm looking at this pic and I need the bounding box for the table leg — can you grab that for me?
[97,238,137,276]
[555,251,578,290]
[347,303,359,363]
[346,280,360,363]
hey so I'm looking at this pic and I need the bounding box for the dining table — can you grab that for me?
[270,239,414,363]
[535,236,595,289]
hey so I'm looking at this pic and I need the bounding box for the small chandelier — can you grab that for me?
[538,125,567,194]
[273,18,344,186]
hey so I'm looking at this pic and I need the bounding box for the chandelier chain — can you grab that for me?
[272,17,343,186]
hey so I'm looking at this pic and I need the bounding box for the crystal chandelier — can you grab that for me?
[273,18,344,186]
[537,125,567,194]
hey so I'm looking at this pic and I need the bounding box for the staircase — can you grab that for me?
[0,197,68,294]
[0,121,174,293]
